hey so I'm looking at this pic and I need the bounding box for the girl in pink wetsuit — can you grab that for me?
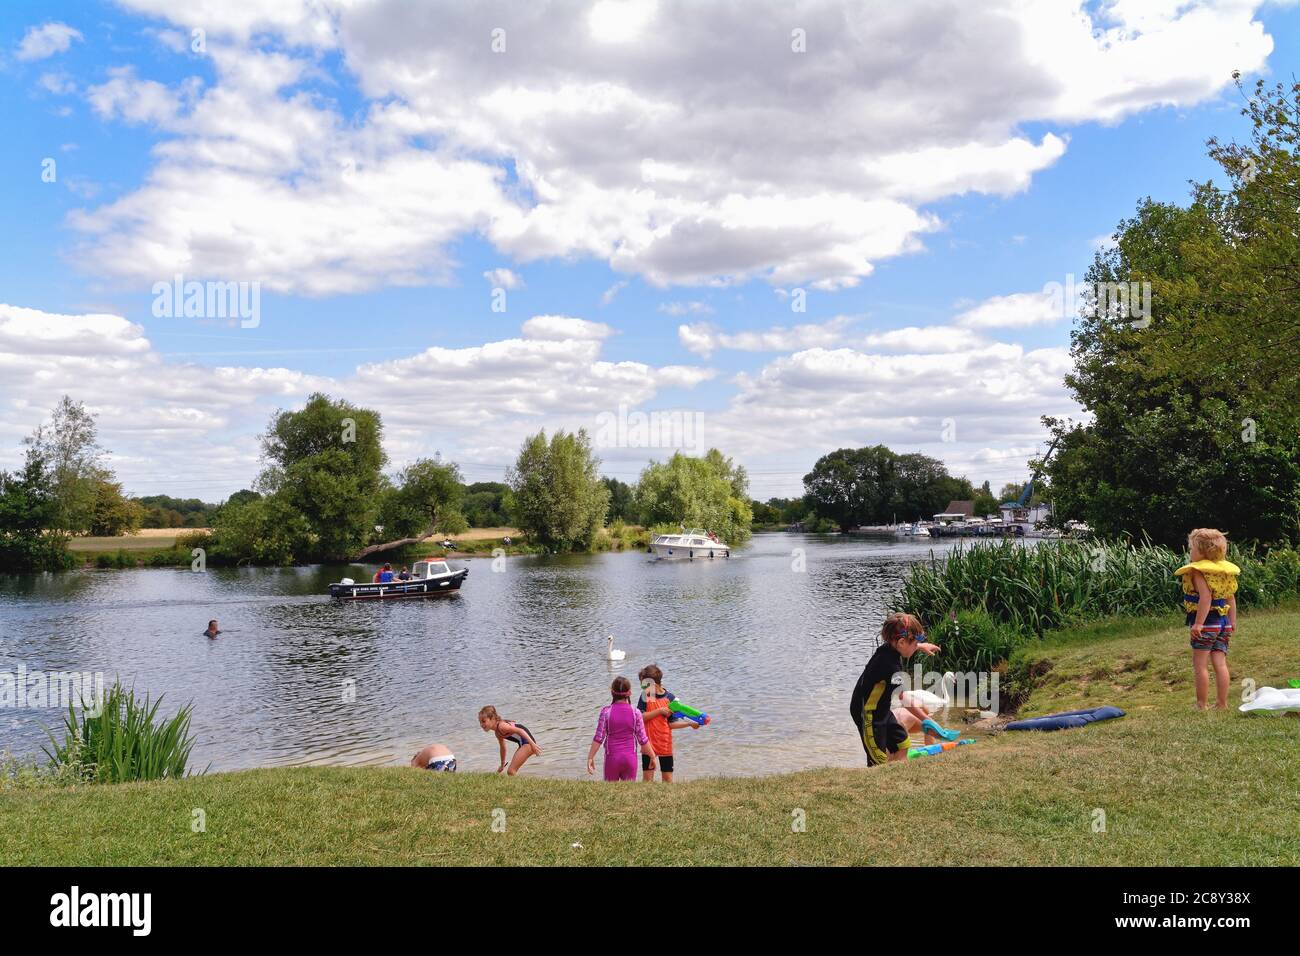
[587,676,656,781]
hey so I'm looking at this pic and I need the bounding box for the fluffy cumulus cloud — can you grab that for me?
[678,316,856,358]
[16,22,83,61]
[954,290,1065,329]
[64,0,1272,296]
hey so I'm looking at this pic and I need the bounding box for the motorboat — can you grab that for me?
[894,521,931,538]
[328,557,467,599]
[649,528,730,560]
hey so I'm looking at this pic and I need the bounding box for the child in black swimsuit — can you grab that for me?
[477,705,541,775]
[849,613,944,765]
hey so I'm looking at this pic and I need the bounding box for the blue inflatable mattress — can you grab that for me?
[1004,706,1125,732]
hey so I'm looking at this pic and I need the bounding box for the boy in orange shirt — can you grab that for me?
[637,664,698,782]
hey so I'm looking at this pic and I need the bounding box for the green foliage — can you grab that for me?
[1046,79,1300,546]
[377,458,464,539]
[603,476,635,523]
[634,449,752,545]
[206,495,311,565]
[897,539,1300,673]
[258,393,387,560]
[920,608,1023,677]
[803,446,974,530]
[135,494,220,528]
[43,681,199,784]
[462,482,511,527]
[24,396,103,536]
[0,449,73,571]
[507,429,610,551]
[90,475,143,536]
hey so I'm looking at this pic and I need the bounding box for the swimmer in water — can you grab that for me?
[204,619,221,639]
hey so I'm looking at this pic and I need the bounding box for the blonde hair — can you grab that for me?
[1188,528,1228,561]
[477,705,500,722]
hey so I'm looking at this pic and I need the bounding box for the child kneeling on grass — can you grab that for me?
[849,612,949,765]
[1174,527,1240,711]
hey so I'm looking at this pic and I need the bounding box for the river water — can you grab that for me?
[0,533,963,779]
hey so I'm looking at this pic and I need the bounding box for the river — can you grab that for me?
[0,532,964,779]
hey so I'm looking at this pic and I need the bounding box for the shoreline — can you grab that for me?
[6,604,1297,866]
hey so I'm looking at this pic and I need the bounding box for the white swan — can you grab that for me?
[605,635,626,662]
[901,671,954,710]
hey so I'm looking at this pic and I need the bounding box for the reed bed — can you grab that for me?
[895,539,1300,674]
[43,681,199,785]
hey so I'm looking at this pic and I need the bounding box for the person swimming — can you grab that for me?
[204,619,220,639]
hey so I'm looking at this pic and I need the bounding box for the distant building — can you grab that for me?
[942,500,975,518]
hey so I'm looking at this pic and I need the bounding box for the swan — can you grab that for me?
[901,671,954,710]
[605,635,626,662]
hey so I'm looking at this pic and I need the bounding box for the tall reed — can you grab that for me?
[43,681,199,784]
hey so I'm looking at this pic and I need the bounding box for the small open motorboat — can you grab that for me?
[328,557,467,600]
[649,528,730,560]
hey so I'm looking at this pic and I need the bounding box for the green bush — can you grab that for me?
[921,608,1025,676]
[43,681,200,784]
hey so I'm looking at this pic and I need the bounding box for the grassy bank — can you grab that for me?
[3,606,1298,866]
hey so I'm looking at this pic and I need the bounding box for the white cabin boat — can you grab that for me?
[649,528,730,560]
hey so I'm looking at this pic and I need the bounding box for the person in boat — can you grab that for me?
[478,705,541,775]
[397,565,412,581]
[410,742,456,772]
[204,619,220,640]
[376,563,395,583]
[849,612,947,765]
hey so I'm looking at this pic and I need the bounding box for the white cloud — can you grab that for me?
[600,280,629,306]
[521,314,612,340]
[17,22,82,61]
[860,326,988,353]
[954,291,1064,329]
[482,267,523,290]
[70,0,1274,295]
[39,72,77,96]
[678,316,856,358]
[658,301,713,317]
[85,67,196,125]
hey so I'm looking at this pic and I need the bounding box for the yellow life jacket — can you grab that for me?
[1173,559,1240,610]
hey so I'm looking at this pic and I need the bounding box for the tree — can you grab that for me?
[602,477,634,523]
[634,449,753,545]
[206,494,311,566]
[0,448,72,571]
[23,396,103,536]
[90,475,144,536]
[507,429,610,551]
[462,482,512,528]
[365,458,465,557]
[802,446,972,529]
[1040,87,1300,546]
[257,394,387,560]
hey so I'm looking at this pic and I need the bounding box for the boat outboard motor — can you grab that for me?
[340,577,355,586]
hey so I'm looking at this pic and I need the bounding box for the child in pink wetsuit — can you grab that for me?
[587,676,656,781]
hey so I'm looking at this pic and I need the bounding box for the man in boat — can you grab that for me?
[373,563,395,584]
[397,565,412,581]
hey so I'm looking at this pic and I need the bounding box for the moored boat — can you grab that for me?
[649,528,730,560]
[328,557,467,599]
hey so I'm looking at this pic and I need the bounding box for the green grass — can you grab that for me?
[3,606,1298,866]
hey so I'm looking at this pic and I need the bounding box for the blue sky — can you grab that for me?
[1,0,1296,500]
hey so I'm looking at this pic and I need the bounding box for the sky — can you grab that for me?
[1,0,1296,503]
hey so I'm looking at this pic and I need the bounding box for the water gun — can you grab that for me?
[1289,679,1300,689]
[907,738,975,759]
[669,700,711,726]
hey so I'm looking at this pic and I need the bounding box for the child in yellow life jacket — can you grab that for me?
[1173,528,1239,710]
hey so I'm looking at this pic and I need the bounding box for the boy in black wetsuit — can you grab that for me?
[850,612,943,765]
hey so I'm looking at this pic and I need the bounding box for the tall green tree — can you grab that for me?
[803,446,972,529]
[507,429,610,551]
[367,458,465,555]
[23,396,103,537]
[634,449,753,545]
[256,393,387,560]
[0,448,72,571]
[1044,82,1300,545]
[90,474,144,536]
[602,476,634,523]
